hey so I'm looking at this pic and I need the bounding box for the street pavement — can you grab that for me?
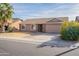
[0,38,71,56]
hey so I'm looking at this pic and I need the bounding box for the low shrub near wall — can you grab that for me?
[60,21,79,41]
[7,26,13,32]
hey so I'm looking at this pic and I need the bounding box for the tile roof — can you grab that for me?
[22,17,68,24]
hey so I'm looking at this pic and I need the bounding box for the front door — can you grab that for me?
[37,24,43,32]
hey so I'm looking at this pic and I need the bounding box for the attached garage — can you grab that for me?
[45,23,62,33]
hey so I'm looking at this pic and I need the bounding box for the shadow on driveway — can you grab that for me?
[37,36,78,48]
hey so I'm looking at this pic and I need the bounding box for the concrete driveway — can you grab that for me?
[0,32,60,44]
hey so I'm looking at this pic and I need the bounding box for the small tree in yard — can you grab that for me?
[0,3,14,32]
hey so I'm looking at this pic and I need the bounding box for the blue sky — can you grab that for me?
[11,3,79,20]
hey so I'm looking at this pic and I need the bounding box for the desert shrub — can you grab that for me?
[60,21,79,41]
[7,26,13,32]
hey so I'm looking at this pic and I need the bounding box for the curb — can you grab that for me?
[55,46,79,56]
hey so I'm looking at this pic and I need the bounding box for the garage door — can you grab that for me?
[45,24,61,33]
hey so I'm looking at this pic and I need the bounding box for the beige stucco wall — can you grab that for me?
[20,24,34,32]
[10,20,22,31]
[26,24,32,31]
[42,24,46,32]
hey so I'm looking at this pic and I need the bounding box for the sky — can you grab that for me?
[11,3,79,20]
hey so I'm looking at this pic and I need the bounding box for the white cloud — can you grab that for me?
[13,3,79,20]
[27,4,79,20]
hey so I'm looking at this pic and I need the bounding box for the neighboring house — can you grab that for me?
[20,17,68,33]
[0,18,22,32]
[10,18,22,31]
[9,18,23,31]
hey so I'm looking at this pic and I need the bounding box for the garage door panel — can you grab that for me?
[45,24,61,33]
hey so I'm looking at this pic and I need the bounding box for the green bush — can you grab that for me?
[7,26,13,32]
[60,21,79,41]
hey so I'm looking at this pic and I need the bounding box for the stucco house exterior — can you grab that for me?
[20,17,68,33]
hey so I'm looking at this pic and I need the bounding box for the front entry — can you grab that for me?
[37,24,43,32]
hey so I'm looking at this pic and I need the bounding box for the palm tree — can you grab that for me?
[0,3,14,32]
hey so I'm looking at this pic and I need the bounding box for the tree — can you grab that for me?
[0,3,14,32]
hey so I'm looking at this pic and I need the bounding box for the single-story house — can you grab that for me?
[20,17,68,33]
